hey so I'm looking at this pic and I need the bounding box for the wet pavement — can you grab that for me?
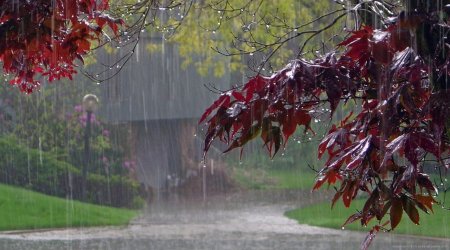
[0,190,449,250]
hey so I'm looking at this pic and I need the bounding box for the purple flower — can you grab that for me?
[78,113,98,127]
[122,160,136,170]
[74,104,82,113]
[102,129,110,137]
[78,114,87,127]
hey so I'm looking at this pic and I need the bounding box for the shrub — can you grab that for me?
[0,137,144,208]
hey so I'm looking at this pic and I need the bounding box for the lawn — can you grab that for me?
[0,184,139,231]
[231,167,318,190]
[285,197,450,238]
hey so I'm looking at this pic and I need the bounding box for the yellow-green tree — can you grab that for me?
[112,0,341,79]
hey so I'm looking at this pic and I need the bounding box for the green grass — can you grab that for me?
[231,167,317,190]
[0,183,139,231]
[285,197,450,238]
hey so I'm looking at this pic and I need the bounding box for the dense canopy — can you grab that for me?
[0,0,121,92]
[200,1,449,248]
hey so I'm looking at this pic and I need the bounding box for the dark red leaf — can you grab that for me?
[417,173,438,194]
[381,134,407,168]
[379,201,391,221]
[223,123,261,153]
[331,189,343,208]
[342,212,362,227]
[338,26,373,47]
[272,126,282,157]
[295,109,312,132]
[410,132,440,159]
[415,195,436,213]
[282,109,297,142]
[232,91,245,101]
[402,196,420,225]
[199,95,230,124]
[390,197,403,230]
[0,0,120,92]
[314,169,342,191]
[363,188,379,217]
[346,136,372,170]
[242,75,267,101]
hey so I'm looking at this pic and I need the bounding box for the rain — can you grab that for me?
[0,1,449,250]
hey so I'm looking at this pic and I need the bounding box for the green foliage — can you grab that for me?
[231,166,317,190]
[147,0,339,77]
[0,137,144,208]
[0,183,138,231]
[0,80,132,179]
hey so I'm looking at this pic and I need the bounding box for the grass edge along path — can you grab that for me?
[285,198,450,238]
[0,183,139,231]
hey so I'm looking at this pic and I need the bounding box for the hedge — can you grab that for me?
[0,137,144,208]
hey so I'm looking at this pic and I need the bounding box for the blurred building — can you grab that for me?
[98,35,232,192]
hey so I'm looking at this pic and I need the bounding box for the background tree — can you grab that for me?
[86,0,341,83]
[200,1,449,249]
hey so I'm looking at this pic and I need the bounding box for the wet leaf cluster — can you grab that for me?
[201,2,449,249]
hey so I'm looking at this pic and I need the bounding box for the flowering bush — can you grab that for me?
[66,104,129,177]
